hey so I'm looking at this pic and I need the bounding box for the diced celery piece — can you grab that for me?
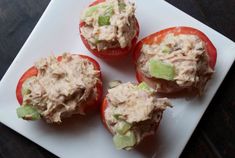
[113,131,136,150]
[162,45,171,54]
[16,105,41,120]
[83,5,99,18]
[115,121,132,135]
[83,3,105,18]
[138,82,152,92]
[113,114,121,120]
[104,5,114,16]
[149,59,175,81]
[98,15,110,26]
[119,2,126,10]
[82,3,113,19]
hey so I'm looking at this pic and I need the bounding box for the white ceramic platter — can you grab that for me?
[0,0,235,158]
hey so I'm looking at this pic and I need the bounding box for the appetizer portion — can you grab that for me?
[101,82,171,150]
[16,53,102,123]
[79,0,139,59]
[134,27,217,94]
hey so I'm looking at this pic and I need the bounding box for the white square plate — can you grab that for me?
[0,0,235,158]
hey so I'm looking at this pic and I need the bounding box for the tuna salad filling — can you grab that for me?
[138,34,214,93]
[17,53,100,123]
[80,0,138,51]
[105,82,171,149]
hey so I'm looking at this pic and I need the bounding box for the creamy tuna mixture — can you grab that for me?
[21,53,100,123]
[80,0,138,51]
[105,82,170,149]
[138,34,214,93]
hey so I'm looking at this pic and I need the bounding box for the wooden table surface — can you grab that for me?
[0,0,235,158]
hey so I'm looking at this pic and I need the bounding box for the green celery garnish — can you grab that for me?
[16,105,41,120]
[98,15,111,26]
[119,3,126,10]
[113,131,136,150]
[149,59,175,81]
[138,82,152,92]
[115,121,132,135]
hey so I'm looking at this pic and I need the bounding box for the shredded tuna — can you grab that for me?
[80,0,138,51]
[105,82,170,143]
[138,34,214,93]
[22,53,100,123]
